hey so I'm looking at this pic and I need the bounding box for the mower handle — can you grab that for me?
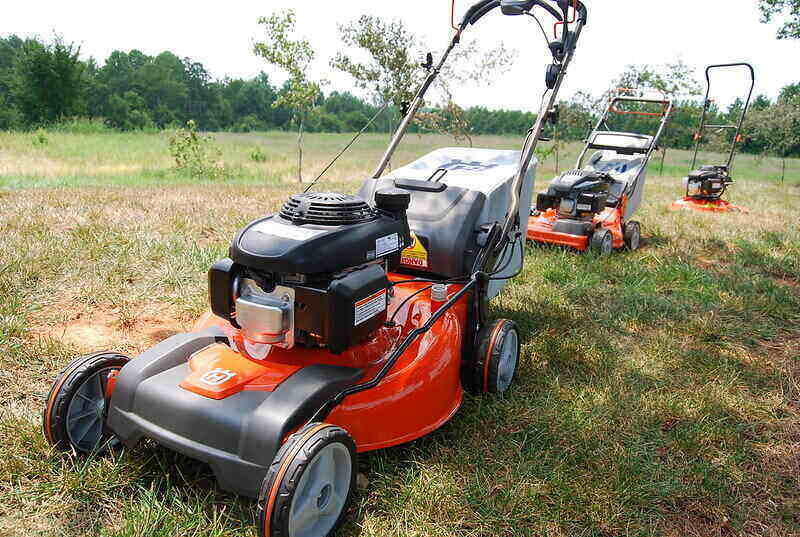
[690,62,756,172]
[500,0,562,21]
[461,0,587,28]
[609,95,673,117]
[706,62,755,85]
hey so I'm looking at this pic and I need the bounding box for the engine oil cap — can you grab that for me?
[375,188,411,212]
[431,284,448,302]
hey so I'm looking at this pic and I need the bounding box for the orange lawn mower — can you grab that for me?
[670,63,755,213]
[42,2,588,537]
[528,90,674,254]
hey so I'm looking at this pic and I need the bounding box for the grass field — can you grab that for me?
[0,131,798,537]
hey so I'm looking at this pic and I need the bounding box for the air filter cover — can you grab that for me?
[279,192,377,226]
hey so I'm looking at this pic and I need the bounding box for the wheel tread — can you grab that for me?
[42,352,130,453]
[257,423,356,537]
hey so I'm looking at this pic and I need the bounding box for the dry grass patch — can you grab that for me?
[0,133,799,536]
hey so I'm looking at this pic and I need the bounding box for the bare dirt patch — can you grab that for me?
[36,305,188,353]
[662,515,736,537]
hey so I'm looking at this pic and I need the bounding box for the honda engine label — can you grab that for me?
[375,233,400,257]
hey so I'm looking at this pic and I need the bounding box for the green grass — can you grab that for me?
[0,131,798,536]
[2,130,798,190]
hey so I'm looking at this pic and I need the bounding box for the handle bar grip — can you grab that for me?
[501,0,562,20]
[460,0,499,27]
[468,0,501,25]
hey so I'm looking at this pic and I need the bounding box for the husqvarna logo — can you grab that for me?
[199,368,237,386]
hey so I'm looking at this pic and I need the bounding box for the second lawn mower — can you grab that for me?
[670,62,755,214]
[42,2,588,537]
[528,90,673,254]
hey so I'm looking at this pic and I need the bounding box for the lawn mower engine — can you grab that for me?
[535,169,614,236]
[209,190,411,355]
[684,165,732,200]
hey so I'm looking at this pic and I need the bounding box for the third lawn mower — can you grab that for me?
[528,89,673,254]
[670,63,755,214]
[42,2,589,537]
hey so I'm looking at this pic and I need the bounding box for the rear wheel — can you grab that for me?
[471,319,520,395]
[258,423,356,537]
[624,221,642,251]
[590,229,613,255]
[42,352,130,454]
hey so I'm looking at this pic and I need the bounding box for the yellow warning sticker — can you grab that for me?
[401,232,429,269]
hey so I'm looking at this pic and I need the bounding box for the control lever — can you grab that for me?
[421,52,434,71]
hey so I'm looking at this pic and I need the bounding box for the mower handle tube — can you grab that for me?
[690,62,755,173]
[608,96,672,117]
[463,0,502,27]
[371,0,582,180]
[576,95,674,207]
[493,2,586,260]
[577,95,674,168]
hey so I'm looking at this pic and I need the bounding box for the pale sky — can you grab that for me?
[4,1,798,110]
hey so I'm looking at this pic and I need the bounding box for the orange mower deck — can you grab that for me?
[527,207,625,251]
[669,197,749,214]
[187,274,469,453]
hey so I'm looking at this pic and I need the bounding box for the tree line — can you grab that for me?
[0,32,797,160]
[0,34,533,136]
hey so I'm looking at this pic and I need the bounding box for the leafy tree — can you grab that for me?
[747,94,800,179]
[253,10,323,182]
[13,36,86,126]
[0,36,24,129]
[105,91,153,130]
[332,15,516,143]
[779,82,800,102]
[225,73,282,129]
[759,0,800,39]
[140,52,188,127]
[332,15,419,113]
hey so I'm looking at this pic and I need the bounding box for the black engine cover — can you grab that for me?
[294,263,389,354]
[230,193,409,275]
[543,169,614,218]
[688,165,732,197]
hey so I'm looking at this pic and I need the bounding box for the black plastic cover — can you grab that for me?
[231,212,407,275]
[552,218,593,236]
[536,192,559,211]
[106,329,363,498]
[208,258,239,324]
[294,264,389,354]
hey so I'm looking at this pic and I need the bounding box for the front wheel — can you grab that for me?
[42,352,130,454]
[624,221,642,251]
[590,229,613,256]
[258,423,357,537]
